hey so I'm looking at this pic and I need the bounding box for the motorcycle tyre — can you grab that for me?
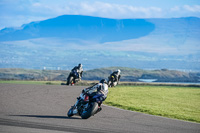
[67,106,74,117]
[108,81,111,87]
[66,77,70,85]
[81,102,98,119]
[113,82,117,87]
[67,76,74,86]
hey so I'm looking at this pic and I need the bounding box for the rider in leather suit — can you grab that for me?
[67,63,83,84]
[82,79,108,112]
[108,69,121,85]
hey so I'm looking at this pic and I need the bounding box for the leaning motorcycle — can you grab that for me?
[66,70,80,86]
[108,75,118,87]
[67,90,101,119]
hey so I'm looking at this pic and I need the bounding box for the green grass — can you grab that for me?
[104,85,200,123]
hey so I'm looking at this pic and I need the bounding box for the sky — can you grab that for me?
[0,0,200,30]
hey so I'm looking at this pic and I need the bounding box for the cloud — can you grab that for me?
[170,5,200,17]
[183,5,200,12]
[170,5,200,14]
[26,2,200,19]
[32,2,41,7]
[0,1,164,29]
[4,1,164,18]
[170,5,200,12]
[170,6,180,12]
[43,1,163,18]
[0,1,200,30]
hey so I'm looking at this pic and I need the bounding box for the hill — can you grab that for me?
[0,67,199,83]
[0,15,155,43]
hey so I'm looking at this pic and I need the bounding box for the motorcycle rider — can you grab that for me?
[67,63,83,84]
[108,69,121,86]
[72,63,83,80]
[82,79,108,112]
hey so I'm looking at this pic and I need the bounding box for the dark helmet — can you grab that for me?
[100,79,107,84]
[78,63,82,68]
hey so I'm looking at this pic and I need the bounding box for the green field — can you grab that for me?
[104,85,200,123]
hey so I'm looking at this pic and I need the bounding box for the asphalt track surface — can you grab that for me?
[0,84,199,133]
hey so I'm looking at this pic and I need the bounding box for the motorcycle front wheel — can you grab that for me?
[67,106,74,117]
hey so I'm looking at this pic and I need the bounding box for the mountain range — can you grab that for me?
[0,15,199,71]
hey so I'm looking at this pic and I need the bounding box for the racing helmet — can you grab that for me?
[99,79,108,84]
[117,69,121,74]
[78,63,82,68]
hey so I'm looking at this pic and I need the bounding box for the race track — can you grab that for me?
[0,84,199,133]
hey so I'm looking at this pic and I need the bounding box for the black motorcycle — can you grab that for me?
[67,90,101,119]
[66,69,80,85]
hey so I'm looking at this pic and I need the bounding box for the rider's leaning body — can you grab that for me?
[82,79,108,111]
[71,63,83,79]
[109,69,121,83]
[67,63,83,85]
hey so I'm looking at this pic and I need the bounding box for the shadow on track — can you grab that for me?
[10,115,81,119]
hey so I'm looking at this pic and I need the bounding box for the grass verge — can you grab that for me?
[104,85,200,123]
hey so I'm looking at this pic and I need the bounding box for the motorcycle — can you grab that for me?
[66,69,80,86]
[67,89,101,119]
[108,75,118,87]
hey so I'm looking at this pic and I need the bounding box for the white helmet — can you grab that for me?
[117,69,121,74]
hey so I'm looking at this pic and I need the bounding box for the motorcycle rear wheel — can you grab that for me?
[67,76,74,86]
[81,102,98,119]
